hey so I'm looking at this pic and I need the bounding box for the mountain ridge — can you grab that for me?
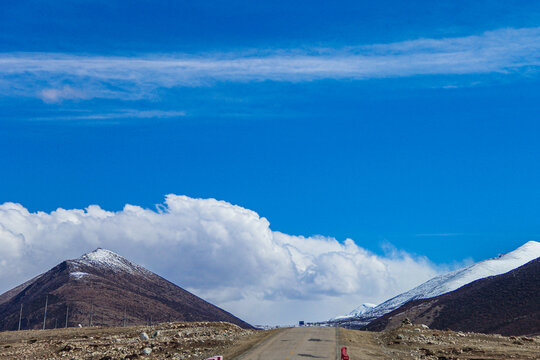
[331,241,540,328]
[365,257,540,336]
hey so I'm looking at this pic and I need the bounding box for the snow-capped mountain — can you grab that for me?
[330,303,376,321]
[334,241,540,328]
[365,257,540,336]
[0,248,253,330]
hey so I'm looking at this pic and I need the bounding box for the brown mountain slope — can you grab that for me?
[365,258,540,336]
[0,249,252,331]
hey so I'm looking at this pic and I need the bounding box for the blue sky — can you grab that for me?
[1,1,540,322]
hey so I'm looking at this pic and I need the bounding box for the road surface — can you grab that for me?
[237,327,337,360]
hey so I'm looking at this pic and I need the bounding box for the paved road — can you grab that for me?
[238,327,337,360]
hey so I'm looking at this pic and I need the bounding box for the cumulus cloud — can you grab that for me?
[0,195,439,324]
[1,26,540,102]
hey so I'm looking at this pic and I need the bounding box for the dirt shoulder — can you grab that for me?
[339,327,388,359]
[341,323,540,360]
[223,328,283,359]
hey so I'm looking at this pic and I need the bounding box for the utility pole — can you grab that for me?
[123,307,126,327]
[65,305,69,328]
[54,319,58,329]
[18,304,23,331]
[42,295,48,330]
[89,303,93,327]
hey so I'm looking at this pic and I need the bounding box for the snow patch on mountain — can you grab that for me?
[336,241,540,326]
[70,248,153,276]
[69,271,89,280]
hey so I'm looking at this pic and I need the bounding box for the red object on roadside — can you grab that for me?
[341,347,349,360]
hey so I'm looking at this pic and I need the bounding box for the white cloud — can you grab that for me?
[0,26,539,102]
[0,195,439,324]
[38,86,88,103]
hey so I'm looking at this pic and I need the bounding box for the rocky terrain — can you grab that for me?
[0,249,252,331]
[1,321,538,360]
[0,321,268,360]
[366,258,540,336]
[341,321,540,360]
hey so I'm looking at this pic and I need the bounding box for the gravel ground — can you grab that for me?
[4,321,537,360]
[341,322,540,359]
[0,321,261,360]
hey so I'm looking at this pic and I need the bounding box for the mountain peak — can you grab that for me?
[330,303,376,321]
[511,240,540,255]
[70,248,151,275]
[79,248,122,262]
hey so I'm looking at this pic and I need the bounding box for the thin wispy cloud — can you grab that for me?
[1,26,539,102]
[415,233,464,237]
[33,110,186,122]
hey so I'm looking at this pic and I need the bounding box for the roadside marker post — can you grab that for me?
[341,347,349,360]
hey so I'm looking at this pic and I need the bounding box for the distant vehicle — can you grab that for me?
[298,321,305,326]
